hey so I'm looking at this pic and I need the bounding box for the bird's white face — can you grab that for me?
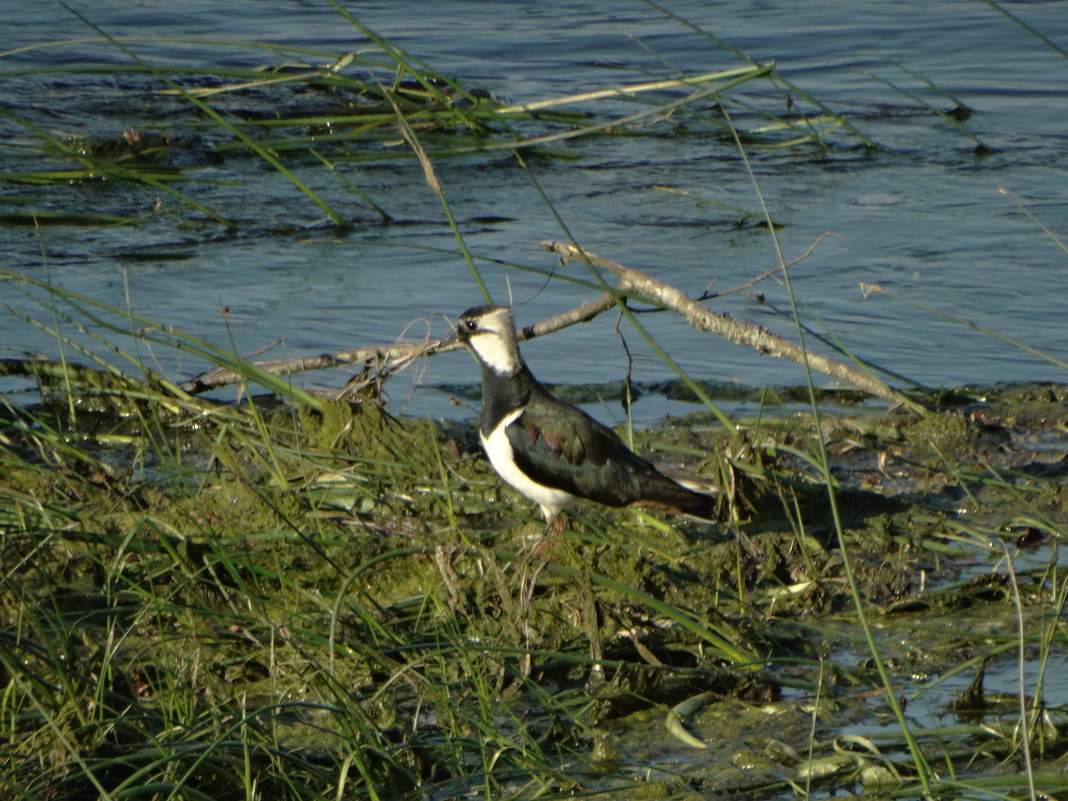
[456,305,521,375]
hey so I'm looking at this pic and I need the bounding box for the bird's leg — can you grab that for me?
[548,512,567,537]
[530,512,567,560]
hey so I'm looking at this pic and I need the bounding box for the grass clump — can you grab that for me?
[2,320,1066,799]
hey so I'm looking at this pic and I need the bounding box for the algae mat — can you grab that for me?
[1,383,1065,799]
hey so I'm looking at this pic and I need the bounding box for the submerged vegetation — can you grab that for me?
[1,29,780,231]
[2,4,1067,801]
[0,0,990,233]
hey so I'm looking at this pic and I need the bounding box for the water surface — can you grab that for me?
[2,1,1066,422]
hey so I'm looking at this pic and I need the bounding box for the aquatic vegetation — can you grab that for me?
[0,0,985,233]
[1,33,781,231]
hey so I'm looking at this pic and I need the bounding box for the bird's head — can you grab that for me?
[451,304,522,375]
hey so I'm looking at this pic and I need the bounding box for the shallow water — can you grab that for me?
[2,2,1067,424]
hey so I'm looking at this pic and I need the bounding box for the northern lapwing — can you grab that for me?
[448,305,718,527]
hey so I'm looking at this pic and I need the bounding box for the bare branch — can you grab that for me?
[179,237,915,412]
[179,294,622,395]
[178,339,460,395]
[519,293,617,340]
[541,239,915,409]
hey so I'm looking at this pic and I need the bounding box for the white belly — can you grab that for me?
[482,409,575,521]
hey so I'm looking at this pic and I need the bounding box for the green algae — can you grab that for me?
[2,380,1066,800]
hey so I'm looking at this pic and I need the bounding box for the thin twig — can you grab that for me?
[701,231,840,300]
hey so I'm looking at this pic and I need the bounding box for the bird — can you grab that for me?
[448,304,719,527]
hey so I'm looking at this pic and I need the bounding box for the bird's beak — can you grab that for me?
[438,324,462,350]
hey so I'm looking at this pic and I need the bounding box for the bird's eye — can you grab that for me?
[463,318,478,331]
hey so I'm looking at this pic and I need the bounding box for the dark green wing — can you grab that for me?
[506,395,713,515]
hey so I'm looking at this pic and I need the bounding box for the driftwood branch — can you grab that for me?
[540,239,913,408]
[177,340,457,395]
[178,292,631,395]
[178,239,911,409]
